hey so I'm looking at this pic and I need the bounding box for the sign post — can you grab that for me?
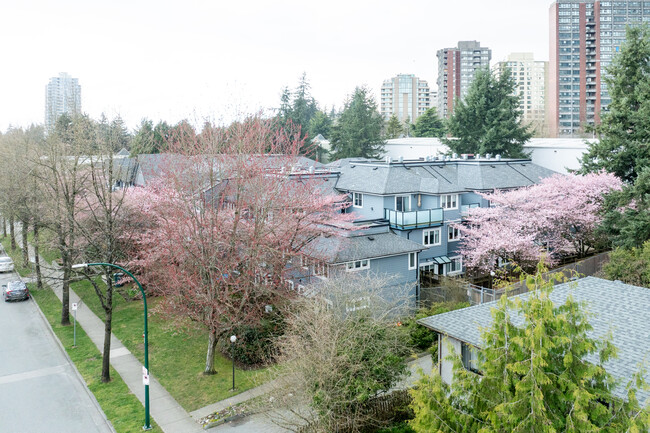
[71,302,78,347]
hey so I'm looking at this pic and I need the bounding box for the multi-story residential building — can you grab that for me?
[436,41,492,118]
[495,53,549,136]
[329,155,556,284]
[549,0,650,137]
[45,72,81,131]
[380,74,431,123]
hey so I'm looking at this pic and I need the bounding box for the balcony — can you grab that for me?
[384,208,443,230]
[460,203,480,217]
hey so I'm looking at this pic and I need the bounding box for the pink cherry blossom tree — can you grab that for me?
[459,172,622,273]
[122,116,354,374]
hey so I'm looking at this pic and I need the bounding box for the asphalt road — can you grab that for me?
[0,262,115,433]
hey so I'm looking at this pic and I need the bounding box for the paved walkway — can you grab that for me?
[16,226,203,433]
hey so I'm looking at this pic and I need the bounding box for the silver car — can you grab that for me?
[0,256,14,273]
[3,280,29,302]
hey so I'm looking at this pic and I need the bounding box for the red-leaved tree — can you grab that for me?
[123,116,353,374]
[459,172,622,273]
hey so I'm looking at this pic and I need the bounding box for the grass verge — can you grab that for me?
[30,284,163,433]
[1,235,32,277]
[71,277,268,411]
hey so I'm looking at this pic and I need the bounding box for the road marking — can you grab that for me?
[0,364,67,385]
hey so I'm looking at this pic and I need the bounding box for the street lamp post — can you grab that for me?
[72,262,152,431]
[230,335,237,391]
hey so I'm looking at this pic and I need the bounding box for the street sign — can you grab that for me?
[142,366,148,375]
[142,374,150,385]
[71,303,78,311]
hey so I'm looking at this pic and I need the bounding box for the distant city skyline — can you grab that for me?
[1,0,553,132]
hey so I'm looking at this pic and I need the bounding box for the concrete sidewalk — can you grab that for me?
[17,226,203,433]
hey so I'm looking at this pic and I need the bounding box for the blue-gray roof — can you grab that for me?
[333,159,557,195]
[304,230,426,264]
[418,277,650,404]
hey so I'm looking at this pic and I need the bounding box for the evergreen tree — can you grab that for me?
[578,25,650,184]
[308,110,332,138]
[384,114,404,139]
[409,268,650,433]
[329,87,384,159]
[443,68,531,158]
[130,119,169,155]
[412,107,445,138]
[277,73,319,156]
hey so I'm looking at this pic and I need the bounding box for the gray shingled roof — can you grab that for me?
[304,230,426,263]
[418,277,650,404]
[333,160,557,195]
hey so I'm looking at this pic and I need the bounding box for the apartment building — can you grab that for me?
[45,72,81,131]
[380,74,432,122]
[436,41,492,118]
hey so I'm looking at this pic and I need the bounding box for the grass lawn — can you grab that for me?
[71,278,269,411]
[27,227,61,264]
[30,284,163,433]
[1,235,32,277]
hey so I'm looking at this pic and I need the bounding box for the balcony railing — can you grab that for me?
[384,208,443,230]
[460,203,480,217]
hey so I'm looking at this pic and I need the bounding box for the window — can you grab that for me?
[395,195,410,212]
[448,225,460,242]
[408,252,417,270]
[440,194,458,210]
[449,256,462,274]
[461,342,481,374]
[423,228,441,246]
[353,192,363,208]
[346,259,369,271]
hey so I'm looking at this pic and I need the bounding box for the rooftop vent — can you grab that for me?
[462,154,468,160]
[386,156,392,164]
[452,153,458,159]
[308,165,315,173]
[485,153,492,160]
[495,154,501,161]
[476,154,481,160]
[398,156,404,163]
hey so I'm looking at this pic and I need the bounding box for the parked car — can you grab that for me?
[0,256,14,273]
[3,280,29,302]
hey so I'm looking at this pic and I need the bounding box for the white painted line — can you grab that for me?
[0,364,67,385]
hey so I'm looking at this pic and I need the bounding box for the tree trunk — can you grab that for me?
[101,284,113,383]
[9,215,16,251]
[33,223,43,289]
[204,330,218,375]
[61,258,71,326]
[21,218,29,269]
[2,216,6,238]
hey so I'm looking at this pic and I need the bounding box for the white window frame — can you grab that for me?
[408,252,417,270]
[395,195,410,212]
[353,192,363,208]
[448,225,461,242]
[448,255,463,275]
[346,296,370,312]
[440,194,459,210]
[345,259,370,272]
[423,228,442,246]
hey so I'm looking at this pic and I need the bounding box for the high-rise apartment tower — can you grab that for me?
[495,53,549,136]
[45,72,81,130]
[549,0,650,136]
[436,41,491,118]
[380,74,431,122]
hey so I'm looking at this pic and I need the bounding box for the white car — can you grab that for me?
[0,256,15,273]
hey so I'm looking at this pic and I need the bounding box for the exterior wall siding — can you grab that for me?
[440,335,462,384]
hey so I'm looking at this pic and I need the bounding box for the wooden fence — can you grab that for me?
[297,389,412,433]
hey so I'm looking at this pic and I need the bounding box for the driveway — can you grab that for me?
[0,263,115,433]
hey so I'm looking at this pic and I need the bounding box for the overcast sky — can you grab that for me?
[1,0,554,132]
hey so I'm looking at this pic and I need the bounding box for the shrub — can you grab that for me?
[404,302,470,353]
[220,309,286,367]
